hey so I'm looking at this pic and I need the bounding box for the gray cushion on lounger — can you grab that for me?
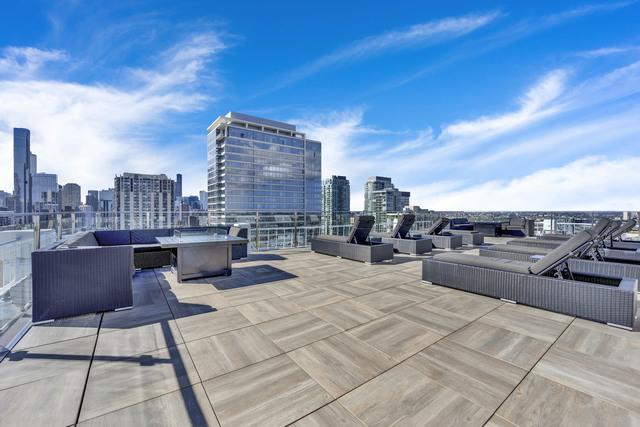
[314,234,351,243]
[433,252,532,274]
[486,244,551,255]
[590,218,612,237]
[611,219,635,239]
[391,214,415,238]
[424,217,449,236]
[528,230,594,275]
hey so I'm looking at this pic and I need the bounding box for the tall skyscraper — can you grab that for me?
[114,173,174,229]
[207,112,321,224]
[86,190,99,211]
[364,176,410,226]
[199,190,207,209]
[32,173,59,212]
[321,175,350,234]
[61,183,82,211]
[13,128,32,215]
[98,188,114,212]
[175,173,182,204]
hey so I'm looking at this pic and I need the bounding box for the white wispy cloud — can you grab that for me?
[0,32,226,196]
[574,45,640,58]
[413,156,640,210]
[264,12,500,94]
[441,69,568,140]
[301,59,640,210]
[0,47,68,78]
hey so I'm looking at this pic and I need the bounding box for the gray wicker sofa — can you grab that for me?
[423,229,638,329]
[370,213,432,255]
[311,215,394,263]
[501,217,535,237]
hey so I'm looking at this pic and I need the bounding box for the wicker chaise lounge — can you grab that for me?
[370,213,432,255]
[482,218,612,262]
[419,217,463,249]
[423,229,638,329]
[311,215,394,263]
[606,219,638,250]
[506,219,617,249]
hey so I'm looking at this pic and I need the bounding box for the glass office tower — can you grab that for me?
[13,128,32,215]
[207,112,321,225]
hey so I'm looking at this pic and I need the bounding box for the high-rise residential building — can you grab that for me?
[61,183,81,211]
[207,112,321,224]
[86,190,99,211]
[175,173,182,204]
[321,175,350,234]
[13,128,33,215]
[32,173,59,212]
[0,190,12,209]
[98,188,114,212]
[363,176,410,226]
[114,173,174,229]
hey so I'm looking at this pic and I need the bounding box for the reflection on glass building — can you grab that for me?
[207,112,321,227]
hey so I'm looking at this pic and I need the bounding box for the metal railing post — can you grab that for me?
[56,213,62,239]
[32,215,41,249]
[255,212,260,251]
[293,212,298,248]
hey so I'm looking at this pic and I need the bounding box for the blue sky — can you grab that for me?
[1,0,639,210]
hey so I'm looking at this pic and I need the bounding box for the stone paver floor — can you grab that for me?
[1,247,639,426]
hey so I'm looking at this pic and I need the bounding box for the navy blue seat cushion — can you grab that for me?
[130,228,172,244]
[94,230,131,246]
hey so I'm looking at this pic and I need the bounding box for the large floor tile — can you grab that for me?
[221,285,278,306]
[265,279,317,297]
[349,315,442,361]
[0,335,95,390]
[448,321,550,370]
[284,288,346,309]
[236,297,304,324]
[353,289,418,314]
[257,311,340,352]
[479,304,570,342]
[80,383,220,426]
[288,333,394,398]
[291,401,365,426]
[176,307,251,342]
[0,369,87,427]
[187,326,282,380]
[14,313,101,351]
[101,303,174,332]
[406,339,526,411]
[80,344,200,421]
[310,299,385,331]
[422,292,502,321]
[554,319,640,369]
[533,345,640,414]
[204,354,332,427]
[384,282,444,302]
[327,280,378,298]
[339,363,492,426]
[167,292,230,318]
[395,303,470,335]
[497,373,640,427]
[95,319,183,359]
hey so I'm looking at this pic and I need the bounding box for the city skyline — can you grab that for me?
[1,1,640,210]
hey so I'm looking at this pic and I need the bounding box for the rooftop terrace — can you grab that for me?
[1,240,639,426]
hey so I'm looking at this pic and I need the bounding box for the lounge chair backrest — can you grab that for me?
[588,218,611,237]
[391,214,416,239]
[612,219,636,240]
[529,230,595,275]
[424,217,450,236]
[347,215,375,244]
